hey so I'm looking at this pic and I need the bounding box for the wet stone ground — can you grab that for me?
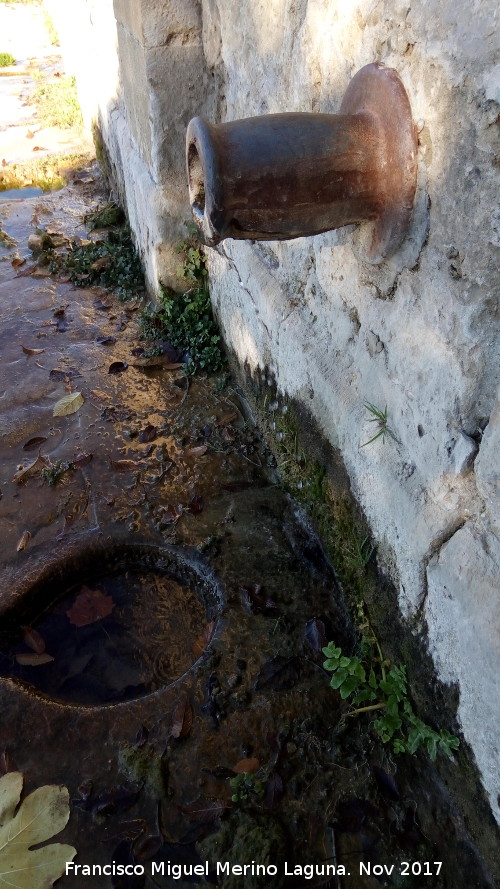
[0,174,497,889]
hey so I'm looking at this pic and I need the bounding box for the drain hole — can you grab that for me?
[0,561,217,706]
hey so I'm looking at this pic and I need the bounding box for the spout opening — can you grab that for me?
[187,141,206,223]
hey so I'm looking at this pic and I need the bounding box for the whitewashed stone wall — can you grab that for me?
[201,0,500,825]
[51,0,499,824]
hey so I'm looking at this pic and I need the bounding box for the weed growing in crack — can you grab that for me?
[361,402,401,447]
[229,772,264,807]
[140,242,226,375]
[322,641,459,760]
[45,225,144,299]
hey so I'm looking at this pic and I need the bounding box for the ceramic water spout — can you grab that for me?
[186,62,417,263]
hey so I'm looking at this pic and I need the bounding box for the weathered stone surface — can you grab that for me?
[425,524,500,824]
[476,388,500,535]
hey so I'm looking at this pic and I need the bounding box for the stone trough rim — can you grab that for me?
[0,530,225,712]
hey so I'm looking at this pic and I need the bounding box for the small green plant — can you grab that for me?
[0,52,15,67]
[361,402,401,447]
[229,773,264,806]
[140,243,226,374]
[322,642,459,760]
[40,459,72,486]
[30,73,82,129]
[45,225,144,299]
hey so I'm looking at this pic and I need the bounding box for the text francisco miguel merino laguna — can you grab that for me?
[65,860,349,879]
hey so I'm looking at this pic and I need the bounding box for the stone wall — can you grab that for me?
[46,0,217,291]
[200,0,500,825]
[51,0,499,825]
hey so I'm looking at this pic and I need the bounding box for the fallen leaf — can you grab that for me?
[138,424,157,443]
[96,335,116,345]
[188,494,203,515]
[241,584,279,616]
[109,458,145,473]
[72,452,93,468]
[22,626,45,654]
[12,455,48,484]
[49,367,81,381]
[15,652,54,666]
[264,773,284,809]
[16,530,31,552]
[11,257,26,268]
[132,356,183,369]
[254,656,300,692]
[0,772,76,888]
[134,726,148,749]
[201,766,236,780]
[22,436,47,451]
[66,585,115,627]
[0,750,16,776]
[304,617,328,651]
[108,361,128,374]
[53,392,84,417]
[178,799,228,822]
[90,256,113,271]
[193,621,215,658]
[170,698,193,740]
[22,345,45,356]
[216,412,238,427]
[183,445,208,458]
[90,389,110,402]
[113,819,148,842]
[89,785,141,817]
[232,757,259,774]
[134,834,163,861]
[372,766,400,801]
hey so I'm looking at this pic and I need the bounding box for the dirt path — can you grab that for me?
[0,1,92,182]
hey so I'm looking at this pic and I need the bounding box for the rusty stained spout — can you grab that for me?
[186,62,418,264]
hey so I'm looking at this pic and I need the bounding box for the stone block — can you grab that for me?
[425,523,500,823]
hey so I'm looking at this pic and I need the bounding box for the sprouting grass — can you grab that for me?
[360,402,401,447]
[0,52,15,67]
[30,73,82,129]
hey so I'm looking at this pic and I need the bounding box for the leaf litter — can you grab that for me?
[0,771,76,889]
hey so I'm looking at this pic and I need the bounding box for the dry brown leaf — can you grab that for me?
[22,345,45,356]
[183,445,208,459]
[22,436,47,451]
[73,452,93,468]
[53,392,84,417]
[11,257,26,268]
[90,256,113,271]
[109,458,145,473]
[12,455,49,484]
[216,412,238,427]
[232,757,260,775]
[15,652,54,666]
[170,697,193,740]
[90,389,110,402]
[22,626,46,654]
[66,585,115,627]
[132,356,184,369]
[16,530,31,552]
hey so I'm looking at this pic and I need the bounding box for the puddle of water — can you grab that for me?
[0,187,44,200]
[0,568,211,705]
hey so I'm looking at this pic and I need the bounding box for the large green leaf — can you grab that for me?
[0,772,76,889]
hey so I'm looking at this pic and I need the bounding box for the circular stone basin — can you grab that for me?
[0,543,220,706]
